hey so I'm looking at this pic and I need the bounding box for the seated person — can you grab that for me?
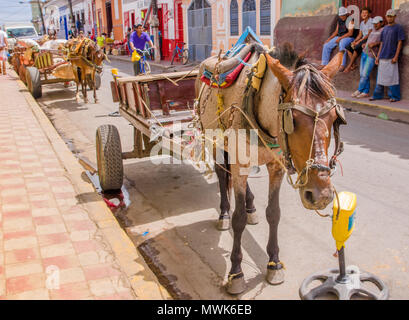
[321,7,355,71]
[351,16,384,98]
[344,7,373,73]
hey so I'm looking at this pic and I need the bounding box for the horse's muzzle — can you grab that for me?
[300,186,334,210]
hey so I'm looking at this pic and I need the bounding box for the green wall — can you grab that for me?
[281,0,340,17]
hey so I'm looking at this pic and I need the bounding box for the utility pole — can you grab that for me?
[151,0,161,62]
[68,0,75,33]
[36,0,46,35]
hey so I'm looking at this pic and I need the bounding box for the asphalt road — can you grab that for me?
[36,58,409,300]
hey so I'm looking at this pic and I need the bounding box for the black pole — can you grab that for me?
[336,247,349,283]
[68,0,75,32]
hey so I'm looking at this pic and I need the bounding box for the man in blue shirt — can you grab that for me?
[129,24,155,75]
[371,9,405,102]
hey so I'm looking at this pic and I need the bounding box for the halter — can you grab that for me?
[278,93,347,188]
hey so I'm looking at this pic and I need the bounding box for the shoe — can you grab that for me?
[351,90,361,97]
[357,93,369,98]
[369,97,382,101]
[390,99,399,103]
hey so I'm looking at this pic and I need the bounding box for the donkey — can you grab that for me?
[67,38,105,103]
[196,44,347,295]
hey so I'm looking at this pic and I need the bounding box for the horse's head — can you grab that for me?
[267,52,347,210]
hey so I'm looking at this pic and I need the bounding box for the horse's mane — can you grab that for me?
[269,43,335,101]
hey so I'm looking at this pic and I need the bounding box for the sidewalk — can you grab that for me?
[336,89,409,123]
[0,70,169,300]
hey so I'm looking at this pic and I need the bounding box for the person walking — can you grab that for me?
[0,26,8,76]
[321,7,355,71]
[351,16,384,98]
[126,27,132,56]
[129,24,154,76]
[371,9,405,102]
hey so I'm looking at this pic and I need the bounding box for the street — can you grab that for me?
[36,58,409,300]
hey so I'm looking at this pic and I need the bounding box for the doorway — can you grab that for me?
[105,1,113,36]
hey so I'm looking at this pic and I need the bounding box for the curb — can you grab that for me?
[337,97,409,123]
[12,70,171,300]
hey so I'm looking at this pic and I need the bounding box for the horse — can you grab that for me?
[66,38,105,103]
[195,43,347,295]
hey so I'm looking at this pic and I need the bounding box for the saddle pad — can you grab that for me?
[203,44,253,75]
[200,52,252,89]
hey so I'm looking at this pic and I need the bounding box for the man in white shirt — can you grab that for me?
[344,7,373,73]
[0,26,9,75]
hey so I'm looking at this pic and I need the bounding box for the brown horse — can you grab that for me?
[196,44,347,295]
[66,38,105,103]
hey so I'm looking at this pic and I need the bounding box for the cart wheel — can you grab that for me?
[96,124,124,192]
[182,49,189,65]
[87,73,101,90]
[144,60,151,74]
[19,64,27,84]
[26,67,42,99]
[13,56,20,73]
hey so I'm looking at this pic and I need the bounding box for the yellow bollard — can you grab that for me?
[332,192,357,251]
[111,68,118,76]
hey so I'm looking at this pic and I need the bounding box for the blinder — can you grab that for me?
[278,98,347,177]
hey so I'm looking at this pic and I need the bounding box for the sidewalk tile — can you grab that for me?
[72,240,104,254]
[5,248,41,265]
[36,223,67,235]
[89,278,116,296]
[59,267,86,285]
[43,255,80,270]
[6,288,49,300]
[6,273,46,295]
[49,282,91,300]
[83,264,122,281]
[4,236,37,251]
[38,233,71,247]
[34,215,64,226]
[5,261,43,279]
[2,217,33,233]
[3,230,36,241]
[40,242,75,259]
[31,207,60,217]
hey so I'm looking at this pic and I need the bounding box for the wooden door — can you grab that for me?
[343,0,393,21]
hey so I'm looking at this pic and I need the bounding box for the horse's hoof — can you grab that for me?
[216,217,230,231]
[247,211,259,225]
[266,265,285,285]
[226,274,246,295]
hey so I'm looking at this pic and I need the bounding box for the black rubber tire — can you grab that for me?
[87,73,102,90]
[25,67,42,99]
[182,49,189,65]
[96,124,124,192]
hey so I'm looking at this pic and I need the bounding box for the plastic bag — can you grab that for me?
[131,50,140,62]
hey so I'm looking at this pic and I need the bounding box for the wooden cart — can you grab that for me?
[12,46,101,99]
[96,70,199,192]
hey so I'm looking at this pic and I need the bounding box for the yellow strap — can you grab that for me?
[268,261,286,270]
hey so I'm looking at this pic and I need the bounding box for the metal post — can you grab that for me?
[336,247,349,283]
[68,0,75,33]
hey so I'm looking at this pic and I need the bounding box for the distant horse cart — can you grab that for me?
[11,39,101,99]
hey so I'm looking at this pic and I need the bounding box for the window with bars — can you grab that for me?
[242,0,256,33]
[260,0,271,35]
[230,0,238,36]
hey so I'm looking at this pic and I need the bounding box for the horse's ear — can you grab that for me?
[321,52,344,79]
[265,53,293,92]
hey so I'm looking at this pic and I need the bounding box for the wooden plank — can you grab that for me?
[110,81,119,102]
[157,81,170,116]
[119,83,128,108]
[125,82,136,111]
[117,70,199,84]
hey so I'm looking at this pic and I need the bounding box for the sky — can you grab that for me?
[0,0,34,26]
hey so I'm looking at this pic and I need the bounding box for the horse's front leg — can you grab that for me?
[265,162,285,285]
[93,71,98,103]
[226,165,248,295]
[246,182,258,225]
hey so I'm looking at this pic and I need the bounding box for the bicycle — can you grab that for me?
[134,47,153,75]
[171,42,189,65]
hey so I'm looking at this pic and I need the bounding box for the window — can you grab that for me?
[242,0,256,33]
[260,0,271,35]
[230,0,238,36]
[189,0,210,10]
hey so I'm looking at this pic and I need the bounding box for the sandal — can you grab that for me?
[390,99,398,103]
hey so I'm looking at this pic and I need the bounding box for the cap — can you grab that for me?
[338,7,348,16]
[386,9,396,16]
[372,16,383,24]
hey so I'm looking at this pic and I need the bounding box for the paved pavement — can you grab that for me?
[0,68,169,300]
[33,58,409,300]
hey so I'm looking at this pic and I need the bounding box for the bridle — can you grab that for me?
[277,66,347,189]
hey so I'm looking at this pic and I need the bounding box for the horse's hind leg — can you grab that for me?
[226,165,248,295]
[93,71,98,103]
[215,151,231,231]
[75,67,81,103]
[246,183,258,225]
[82,70,88,103]
[265,162,285,285]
